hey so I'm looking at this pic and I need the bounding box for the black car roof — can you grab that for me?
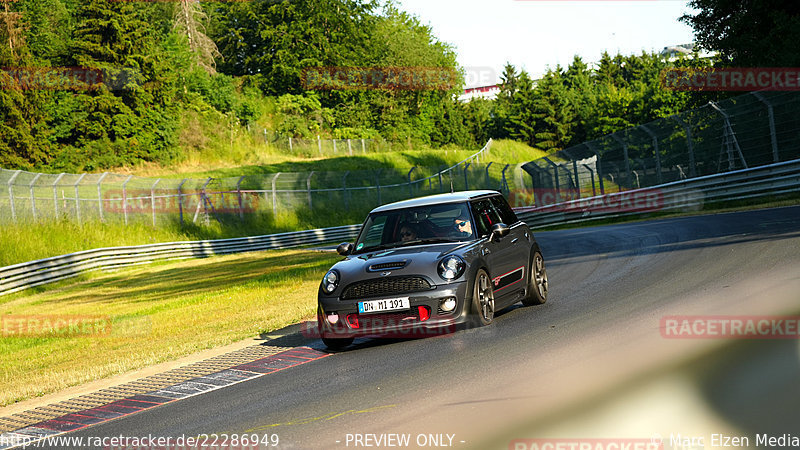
[370,190,501,213]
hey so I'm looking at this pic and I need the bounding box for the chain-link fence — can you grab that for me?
[514,91,800,208]
[250,129,388,157]
[0,140,532,227]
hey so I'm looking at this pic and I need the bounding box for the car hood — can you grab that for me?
[331,242,476,281]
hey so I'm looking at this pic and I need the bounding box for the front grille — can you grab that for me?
[341,276,432,300]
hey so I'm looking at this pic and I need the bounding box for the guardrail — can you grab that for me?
[516,158,800,228]
[0,225,361,296]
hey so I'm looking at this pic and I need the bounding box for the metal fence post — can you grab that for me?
[236,176,245,222]
[122,175,133,226]
[317,135,322,156]
[500,164,510,194]
[288,137,293,153]
[7,170,21,223]
[52,173,65,218]
[361,139,366,154]
[29,173,41,221]
[582,164,596,197]
[572,160,580,197]
[752,92,779,163]
[561,148,580,198]
[198,178,213,225]
[272,173,281,216]
[672,116,697,178]
[542,158,561,194]
[438,167,444,192]
[709,100,748,171]
[640,125,663,184]
[150,178,161,227]
[307,171,314,209]
[407,167,417,196]
[333,139,337,154]
[484,162,494,189]
[178,178,187,226]
[584,142,605,195]
[96,172,108,222]
[73,173,87,224]
[463,163,471,190]
[611,133,633,190]
[348,139,353,156]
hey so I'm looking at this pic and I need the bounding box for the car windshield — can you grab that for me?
[353,202,474,254]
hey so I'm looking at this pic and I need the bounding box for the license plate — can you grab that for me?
[358,298,410,314]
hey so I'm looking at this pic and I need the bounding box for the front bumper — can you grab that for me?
[317,281,470,339]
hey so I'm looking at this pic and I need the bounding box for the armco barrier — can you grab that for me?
[516,158,800,228]
[0,225,360,296]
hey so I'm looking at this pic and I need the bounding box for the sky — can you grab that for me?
[396,0,699,88]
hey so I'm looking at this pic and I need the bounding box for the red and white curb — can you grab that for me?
[0,347,328,449]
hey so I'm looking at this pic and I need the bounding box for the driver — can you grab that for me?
[453,215,473,237]
[399,223,418,242]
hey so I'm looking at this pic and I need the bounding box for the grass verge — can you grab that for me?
[0,249,340,407]
[123,139,548,179]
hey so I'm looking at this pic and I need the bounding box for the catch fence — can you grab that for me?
[514,91,800,208]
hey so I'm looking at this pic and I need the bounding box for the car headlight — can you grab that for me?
[438,255,465,281]
[321,270,340,294]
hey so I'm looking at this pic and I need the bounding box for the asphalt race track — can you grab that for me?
[49,206,800,449]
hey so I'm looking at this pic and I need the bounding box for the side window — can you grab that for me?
[363,215,387,247]
[490,195,518,225]
[470,200,502,238]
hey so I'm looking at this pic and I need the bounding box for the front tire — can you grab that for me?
[471,269,495,326]
[523,250,548,306]
[317,308,354,350]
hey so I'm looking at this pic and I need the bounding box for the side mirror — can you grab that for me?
[337,242,354,256]
[490,223,510,242]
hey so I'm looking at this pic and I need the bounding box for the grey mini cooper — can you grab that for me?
[317,190,548,350]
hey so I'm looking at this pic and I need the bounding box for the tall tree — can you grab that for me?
[211,0,378,94]
[173,0,220,74]
[681,0,800,66]
[0,0,25,59]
